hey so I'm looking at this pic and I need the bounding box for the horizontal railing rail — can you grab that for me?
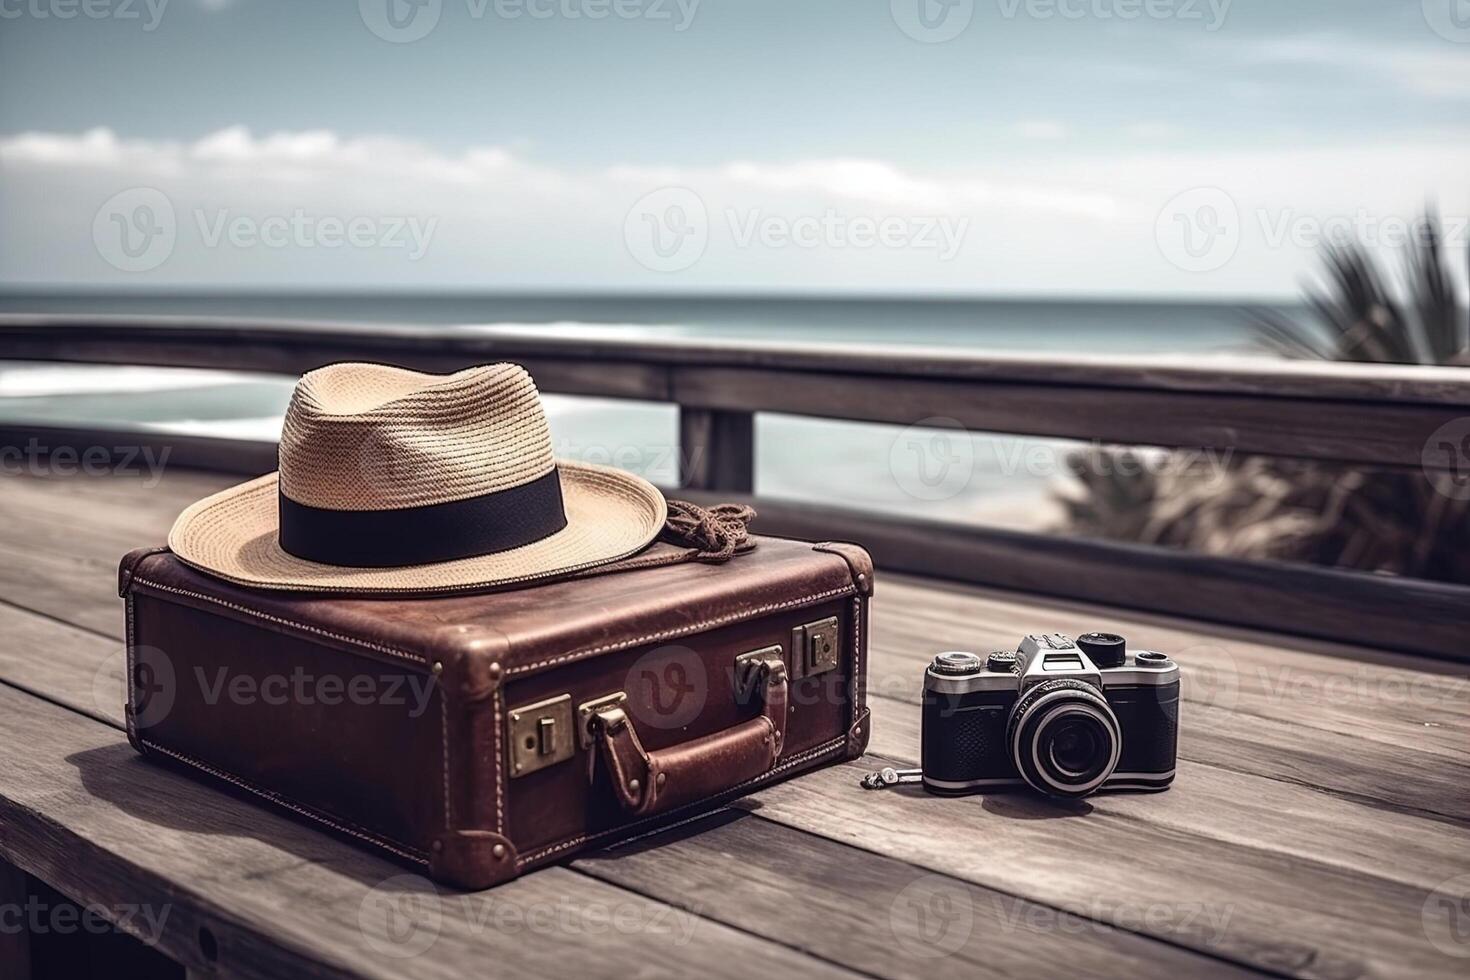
[3,313,1469,661]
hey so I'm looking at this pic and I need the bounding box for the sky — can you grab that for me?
[2,0,1469,298]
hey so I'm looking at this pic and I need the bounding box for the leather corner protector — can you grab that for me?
[118,546,171,597]
[429,830,519,889]
[845,707,872,759]
[813,542,874,596]
[428,625,512,702]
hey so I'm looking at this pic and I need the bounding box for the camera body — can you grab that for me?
[921,632,1178,799]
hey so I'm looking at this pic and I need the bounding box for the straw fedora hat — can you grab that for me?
[168,361,667,593]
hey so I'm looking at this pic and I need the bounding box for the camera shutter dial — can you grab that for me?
[1077,632,1127,668]
[930,651,984,676]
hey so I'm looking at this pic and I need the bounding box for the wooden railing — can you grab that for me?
[3,313,1469,661]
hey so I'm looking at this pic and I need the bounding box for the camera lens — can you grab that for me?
[1006,679,1120,799]
[1045,717,1108,779]
[930,651,984,676]
[1076,632,1126,667]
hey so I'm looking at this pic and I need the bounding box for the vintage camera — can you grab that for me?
[921,633,1178,799]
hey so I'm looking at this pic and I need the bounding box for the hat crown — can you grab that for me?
[278,362,555,511]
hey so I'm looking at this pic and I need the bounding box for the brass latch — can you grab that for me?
[792,616,840,678]
[734,645,784,702]
[576,692,629,749]
[507,694,574,778]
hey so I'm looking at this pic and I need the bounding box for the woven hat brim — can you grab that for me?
[167,459,667,594]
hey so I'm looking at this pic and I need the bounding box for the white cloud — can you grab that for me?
[2,125,1468,298]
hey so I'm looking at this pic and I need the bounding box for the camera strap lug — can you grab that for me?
[859,766,922,790]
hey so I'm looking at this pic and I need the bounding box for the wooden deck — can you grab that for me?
[1,464,1467,979]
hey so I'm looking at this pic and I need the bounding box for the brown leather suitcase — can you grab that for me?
[118,535,871,888]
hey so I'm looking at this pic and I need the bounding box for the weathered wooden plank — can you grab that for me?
[674,366,1462,468]
[4,464,1466,818]
[5,315,1470,406]
[695,492,1470,664]
[0,601,124,727]
[733,731,1470,977]
[858,692,1470,893]
[0,684,861,980]
[573,811,1260,979]
[868,575,1470,762]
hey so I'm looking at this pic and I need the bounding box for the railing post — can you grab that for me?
[678,407,755,494]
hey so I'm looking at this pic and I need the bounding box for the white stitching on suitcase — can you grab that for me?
[137,738,430,865]
[517,735,848,867]
[506,586,856,676]
[852,597,861,727]
[124,594,137,744]
[441,690,452,829]
[494,693,505,835]
[129,579,429,667]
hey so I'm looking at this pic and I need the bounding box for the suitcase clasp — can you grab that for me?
[507,694,576,778]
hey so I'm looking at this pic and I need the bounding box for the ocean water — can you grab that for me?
[0,293,1303,528]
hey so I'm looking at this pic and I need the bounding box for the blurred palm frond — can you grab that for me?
[1059,212,1470,582]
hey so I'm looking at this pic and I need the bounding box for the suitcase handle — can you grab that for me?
[586,655,789,817]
